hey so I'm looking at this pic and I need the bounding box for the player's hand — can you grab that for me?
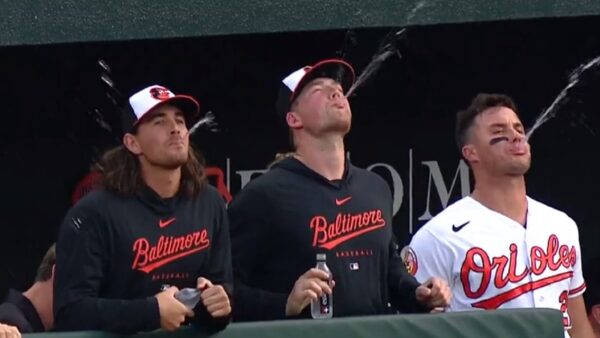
[197,277,231,318]
[155,286,194,331]
[0,323,21,338]
[415,277,452,309]
[286,268,334,316]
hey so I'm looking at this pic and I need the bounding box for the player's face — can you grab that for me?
[130,104,190,169]
[464,106,531,176]
[290,78,352,137]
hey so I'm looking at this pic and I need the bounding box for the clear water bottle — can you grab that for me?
[311,253,333,319]
[174,288,202,309]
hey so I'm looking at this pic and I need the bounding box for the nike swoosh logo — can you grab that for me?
[335,196,352,206]
[452,221,470,232]
[159,217,176,228]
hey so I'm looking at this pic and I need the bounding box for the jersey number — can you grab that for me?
[559,290,571,329]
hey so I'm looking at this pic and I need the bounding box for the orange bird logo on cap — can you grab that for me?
[150,87,171,100]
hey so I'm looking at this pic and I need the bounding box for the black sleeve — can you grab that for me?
[227,187,290,321]
[191,191,233,332]
[378,178,431,314]
[0,303,33,333]
[53,205,160,334]
[388,237,432,314]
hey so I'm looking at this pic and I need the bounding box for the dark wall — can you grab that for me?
[1,16,600,298]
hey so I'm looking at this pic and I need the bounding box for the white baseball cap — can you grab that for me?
[275,59,355,118]
[123,84,200,133]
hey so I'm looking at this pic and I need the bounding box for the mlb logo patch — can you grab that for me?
[349,262,360,271]
[400,246,418,276]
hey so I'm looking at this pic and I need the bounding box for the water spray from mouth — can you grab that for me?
[345,28,407,98]
[526,56,600,140]
[95,58,220,137]
[406,0,428,24]
[188,111,219,135]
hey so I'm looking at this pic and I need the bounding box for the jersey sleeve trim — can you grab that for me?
[568,282,586,298]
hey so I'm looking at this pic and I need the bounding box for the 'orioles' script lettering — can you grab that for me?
[461,234,576,309]
[310,210,386,250]
[132,229,210,273]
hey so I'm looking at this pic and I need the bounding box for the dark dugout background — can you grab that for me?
[1,16,600,299]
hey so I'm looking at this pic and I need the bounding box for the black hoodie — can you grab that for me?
[228,157,428,321]
[54,185,232,334]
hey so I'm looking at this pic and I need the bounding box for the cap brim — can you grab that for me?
[133,95,201,127]
[290,59,355,103]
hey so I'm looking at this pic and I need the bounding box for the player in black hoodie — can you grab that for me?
[54,85,232,334]
[228,59,451,321]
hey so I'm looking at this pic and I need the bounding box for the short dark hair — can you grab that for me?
[34,243,56,282]
[455,93,519,152]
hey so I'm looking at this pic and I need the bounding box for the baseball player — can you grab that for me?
[54,85,232,334]
[0,244,55,334]
[406,93,594,338]
[228,59,451,321]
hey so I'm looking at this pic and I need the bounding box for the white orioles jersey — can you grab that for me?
[406,196,585,337]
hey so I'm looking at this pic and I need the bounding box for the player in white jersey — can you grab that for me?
[405,93,594,338]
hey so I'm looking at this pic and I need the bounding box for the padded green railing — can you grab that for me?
[24,308,564,338]
[2,0,600,46]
